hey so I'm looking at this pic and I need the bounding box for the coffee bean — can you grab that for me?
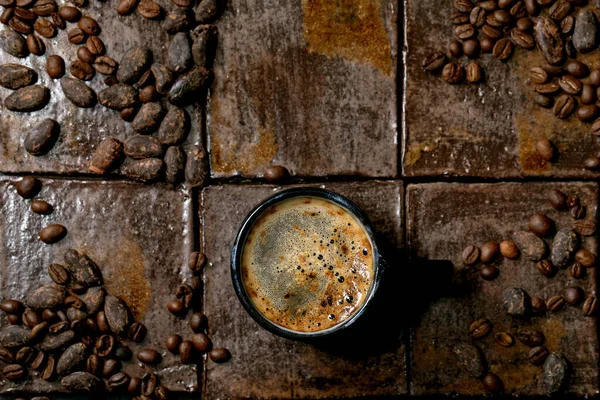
[137,85,155,103]
[93,55,118,76]
[61,371,103,392]
[0,8,14,25]
[30,349,46,370]
[582,295,597,316]
[167,32,193,74]
[0,63,37,90]
[59,5,80,21]
[479,0,497,11]
[580,84,597,106]
[573,220,595,237]
[465,63,482,83]
[15,176,41,199]
[93,334,114,357]
[548,0,570,20]
[535,94,553,108]
[70,59,94,81]
[171,0,191,7]
[519,329,544,346]
[590,69,600,87]
[529,297,545,314]
[49,321,69,334]
[105,76,118,86]
[188,312,206,333]
[48,263,70,286]
[75,47,95,65]
[167,299,184,315]
[128,322,146,343]
[0,299,24,314]
[535,17,565,65]
[547,189,566,209]
[528,213,554,237]
[553,94,576,119]
[7,314,21,325]
[102,358,120,377]
[550,228,579,269]
[39,355,55,380]
[15,346,37,367]
[123,158,164,182]
[9,16,33,34]
[0,347,15,363]
[178,340,193,364]
[107,372,130,392]
[76,15,97,33]
[4,364,26,380]
[480,265,499,280]
[64,249,103,287]
[575,248,596,268]
[570,204,585,219]
[517,17,533,32]
[530,67,549,84]
[530,346,549,365]
[44,54,65,79]
[30,321,48,341]
[510,28,535,48]
[455,23,476,40]
[451,11,469,25]
[536,138,557,161]
[5,84,50,112]
[85,353,101,375]
[478,241,498,264]
[564,60,589,79]
[454,0,474,12]
[128,376,141,394]
[23,309,42,328]
[573,9,598,53]
[116,0,139,14]
[27,285,67,311]
[57,342,87,376]
[166,334,182,353]
[563,286,583,306]
[504,287,530,316]
[185,145,209,187]
[494,332,515,347]
[209,347,230,363]
[29,200,52,215]
[543,353,570,393]
[89,137,124,174]
[0,29,28,57]
[32,0,54,15]
[138,0,162,18]
[34,18,56,38]
[468,318,491,339]
[39,224,67,244]
[191,24,217,68]
[104,295,131,337]
[137,348,161,365]
[162,145,185,184]
[535,259,555,277]
[558,75,582,95]
[67,27,86,44]
[153,385,169,400]
[535,82,561,95]
[469,7,485,27]
[131,102,166,134]
[578,105,599,122]
[98,83,140,110]
[547,295,566,311]
[482,372,503,393]
[120,107,137,122]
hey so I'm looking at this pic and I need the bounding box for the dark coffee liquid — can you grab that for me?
[241,196,374,332]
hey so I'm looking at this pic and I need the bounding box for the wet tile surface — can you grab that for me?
[208,0,398,179]
[404,1,600,179]
[407,182,599,396]
[0,176,197,394]
[201,181,405,399]
[0,1,202,177]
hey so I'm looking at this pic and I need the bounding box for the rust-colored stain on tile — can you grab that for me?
[92,238,152,319]
[211,118,278,175]
[301,0,392,75]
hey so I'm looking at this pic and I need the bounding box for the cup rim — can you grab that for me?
[230,187,384,340]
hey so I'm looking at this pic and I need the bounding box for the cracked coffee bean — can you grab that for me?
[422,52,446,72]
[494,332,515,347]
[26,33,45,56]
[89,137,124,174]
[5,85,50,112]
[0,63,37,89]
[547,295,566,311]
[128,322,146,343]
[553,94,576,119]
[70,59,94,81]
[529,345,549,365]
[34,18,56,38]
[67,28,86,44]
[442,62,464,84]
[94,334,115,357]
[574,220,596,237]
[25,118,60,156]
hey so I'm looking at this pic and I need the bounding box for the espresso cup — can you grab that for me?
[230,187,386,340]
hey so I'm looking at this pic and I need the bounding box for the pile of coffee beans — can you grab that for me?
[457,187,597,394]
[423,0,600,170]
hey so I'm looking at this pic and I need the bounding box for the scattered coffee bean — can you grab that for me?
[480,265,499,280]
[93,55,118,75]
[5,84,50,112]
[116,0,139,15]
[89,137,124,174]
[67,27,86,44]
[530,345,549,365]
[547,295,566,311]
[583,295,597,316]
[70,59,95,81]
[575,248,596,268]
[15,176,41,199]
[94,334,115,357]
[553,94,576,119]
[85,353,101,375]
[581,84,597,105]
[117,46,152,84]
[3,363,26,380]
[102,358,121,377]
[39,224,67,244]
[23,309,41,328]
[468,318,491,339]
[104,295,131,337]
[138,0,162,18]
[543,353,570,393]
[479,242,499,264]
[128,376,142,394]
[166,333,182,353]
[535,82,561,95]
[30,349,46,370]
[536,138,556,161]
[46,54,65,79]
[167,299,185,315]
[179,340,194,364]
[482,372,503,393]
[48,263,69,285]
[59,5,80,21]
[108,372,130,392]
[465,63,482,83]
[548,189,567,209]
[30,200,53,215]
[498,241,518,259]
[16,345,37,365]
[209,347,230,363]
[529,214,554,237]
[40,355,55,380]
[0,299,23,314]
[564,286,583,306]
[577,104,599,122]
[574,220,596,237]
[530,67,549,84]
[189,312,207,333]
[128,322,147,343]
[494,332,515,347]
[137,348,161,365]
[536,259,556,278]
[34,18,56,38]
[519,330,544,346]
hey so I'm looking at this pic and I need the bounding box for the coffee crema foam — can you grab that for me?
[241,196,374,332]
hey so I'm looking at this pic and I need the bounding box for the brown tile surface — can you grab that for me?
[0,2,202,176]
[407,182,599,396]
[0,176,198,395]
[201,181,405,399]
[208,0,398,179]
[404,1,600,179]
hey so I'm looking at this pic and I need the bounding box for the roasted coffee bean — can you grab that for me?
[535,17,565,65]
[113,342,132,360]
[0,347,15,363]
[530,346,549,365]
[105,76,118,86]
[560,15,574,34]
[589,69,600,87]
[128,322,146,343]
[77,16,99,35]
[482,372,503,393]
[104,295,131,337]
[77,46,95,64]
[510,29,535,48]
[479,241,499,263]
[558,75,582,95]
[9,16,33,34]
[179,340,193,364]
[108,372,130,391]
[138,0,162,19]
[548,0,570,20]
[23,309,41,328]
[151,63,174,94]
[41,330,75,351]
[465,63,482,83]
[543,353,570,394]
[93,55,118,75]
[137,348,161,365]
[499,241,518,259]
[565,60,589,78]
[6,84,50,112]
[128,376,142,394]
[155,385,170,400]
[27,285,66,309]
[83,36,104,57]
[67,27,86,44]
[455,23,476,39]
[139,85,156,103]
[141,372,159,396]
[166,334,182,352]
[185,145,208,187]
[102,358,120,377]
[0,8,14,25]
[209,347,230,363]
[494,332,515,347]
[31,349,46,370]
[89,137,123,174]
[70,60,94,81]
[573,9,598,53]
[32,0,55,15]
[469,7,485,27]
[451,10,469,25]
[517,17,533,31]
[116,0,139,14]
[57,342,87,376]
[548,189,567,209]
[564,286,583,306]
[519,330,544,346]
[49,321,69,334]
[98,84,139,110]
[16,346,37,364]
[30,321,48,341]
[188,312,206,333]
[0,29,28,58]
[553,94,576,119]
[592,119,600,136]
[0,63,37,90]
[15,176,41,199]
[39,224,67,244]
[47,264,69,286]
[535,82,561,95]
[4,364,26,380]
[176,284,194,308]
[59,5,80,21]
[85,353,101,375]
[25,118,60,156]
[535,95,553,108]
[511,1,525,18]
[583,295,597,316]
[46,54,65,79]
[531,296,546,313]
[120,107,137,122]
[480,24,501,39]
[61,371,103,392]
[440,62,463,84]
[480,265,499,280]
[40,355,55,380]
[570,204,585,219]
[31,200,53,215]
[468,318,491,339]
[167,299,185,315]
[575,248,596,267]
[7,314,21,325]
[573,220,595,237]
[480,0,497,11]
[568,261,586,279]
[135,70,154,88]
[454,0,474,12]
[34,18,56,38]
[123,158,164,182]
[529,213,554,236]
[547,295,566,311]
[581,84,597,105]
[171,0,191,7]
[577,105,599,122]
[536,259,555,277]
[492,37,514,60]
[60,76,97,108]
[530,67,549,84]
[0,299,23,315]
[94,334,115,357]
